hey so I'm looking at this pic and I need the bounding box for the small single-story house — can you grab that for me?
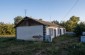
[14,17,66,42]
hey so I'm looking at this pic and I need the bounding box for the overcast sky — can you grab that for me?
[0,0,84,23]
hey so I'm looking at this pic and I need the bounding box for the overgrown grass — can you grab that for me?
[0,37,52,55]
[53,34,78,43]
[0,34,84,55]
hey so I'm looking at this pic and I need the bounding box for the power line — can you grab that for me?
[63,0,79,19]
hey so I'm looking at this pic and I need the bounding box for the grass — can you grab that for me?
[0,34,84,55]
[65,42,85,55]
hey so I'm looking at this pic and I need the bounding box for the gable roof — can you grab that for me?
[14,17,63,28]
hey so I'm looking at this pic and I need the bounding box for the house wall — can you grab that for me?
[60,28,65,35]
[55,28,60,36]
[45,26,55,42]
[46,27,55,38]
[16,25,43,41]
[45,26,61,42]
[45,26,66,42]
[52,27,65,36]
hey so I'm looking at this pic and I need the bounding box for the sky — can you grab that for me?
[0,0,85,23]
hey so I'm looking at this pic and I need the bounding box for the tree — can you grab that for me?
[0,22,15,35]
[74,22,85,36]
[60,16,80,31]
[67,16,79,31]
[60,21,66,27]
[51,20,59,24]
[14,16,23,25]
[0,22,4,34]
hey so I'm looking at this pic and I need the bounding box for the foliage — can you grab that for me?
[60,21,66,27]
[0,16,23,35]
[66,43,85,55]
[53,34,76,43]
[0,22,15,35]
[74,22,85,36]
[14,16,23,25]
[51,20,59,24]
[60,16,80,31]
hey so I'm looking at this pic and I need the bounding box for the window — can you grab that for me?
[58,28,62,35]
[54,29,56,37]
[49,28,53,36]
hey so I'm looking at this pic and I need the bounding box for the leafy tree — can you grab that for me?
[60,16,80,31]
[74,22,85,36]
[14,16,23,25]
[52,20,59,24]
[70,16,79,23]
[66,16,79,31]
[0,22,15,35]
[60,21,66,27]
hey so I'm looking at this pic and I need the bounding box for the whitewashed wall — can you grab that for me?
[60,28,64,35]
[45,27,55,42]
[46,27,55,38]
[16,25,43,41]
[45,27,63,42]
[45,27,65,37]
[56,28,60,36]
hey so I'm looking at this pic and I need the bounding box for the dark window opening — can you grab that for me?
[49,28,53,36]
[54,29,56,37]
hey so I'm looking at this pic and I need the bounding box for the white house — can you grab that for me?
[14,17,66,42]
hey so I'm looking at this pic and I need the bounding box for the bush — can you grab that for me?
[74,22,85,36]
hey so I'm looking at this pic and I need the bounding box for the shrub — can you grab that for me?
[74,22,85,36]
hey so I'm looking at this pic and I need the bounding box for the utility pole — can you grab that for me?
[25,9,27,17]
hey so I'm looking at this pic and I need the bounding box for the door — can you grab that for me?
[60,29,61,35]
[54,29,56,37]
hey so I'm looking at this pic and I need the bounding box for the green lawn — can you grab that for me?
[0,35,84,55]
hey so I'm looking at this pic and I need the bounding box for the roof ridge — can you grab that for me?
[14,16,63,28]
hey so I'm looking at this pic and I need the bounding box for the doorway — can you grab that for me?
[54,29,56,37]
[60,29,61,35]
